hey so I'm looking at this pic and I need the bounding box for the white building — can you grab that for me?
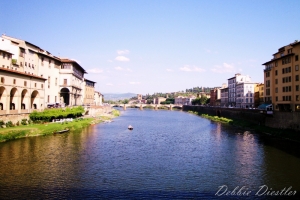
[228,73,251,107]
[1,35,61,107]
[60,59,86,106]
[94,91,103,106]
[174,96,196,105]
[236,82,258,108]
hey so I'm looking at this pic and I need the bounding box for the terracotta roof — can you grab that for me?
[84,78,96,83]
[0,49,13,55]
[0,67,47,80]
[262,53,294,65]
[61,58,87,73]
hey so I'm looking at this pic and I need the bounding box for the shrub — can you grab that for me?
[29,106,84,123]
[6,121,13,127]
[0,120,4,127]
[21,119,28,125]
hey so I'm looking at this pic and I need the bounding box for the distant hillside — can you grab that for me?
[103,93,136,101]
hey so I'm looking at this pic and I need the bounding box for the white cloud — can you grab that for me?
[166,68,173,72]
[115,66,123,70]
[87,68,104,74]
[211,63,237,73]
[117,50,130,55]
[107,60,113,63]
[179,65,206,72]
[115,56,130,62]
[115,66,132,72]
[129,81,140,85]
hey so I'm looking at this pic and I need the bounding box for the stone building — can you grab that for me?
[262,40,300,112]
[60,59,86,106]
[82,78,96,105]
[0,66,46,115]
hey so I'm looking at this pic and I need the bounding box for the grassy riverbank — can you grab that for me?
[188,111,300,143]
[0,109,120,142]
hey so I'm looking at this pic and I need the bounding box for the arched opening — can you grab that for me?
[21,89,28,110]
[10,88,18,110]
[31,90,39,109]
[60,88,70,106]
[0,86,7,111]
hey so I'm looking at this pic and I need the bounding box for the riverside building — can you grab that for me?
[262,40,300,112]
[0,34,101,120]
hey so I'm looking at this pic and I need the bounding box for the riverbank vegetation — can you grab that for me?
[188,111,300,143]
[0,109,120,142]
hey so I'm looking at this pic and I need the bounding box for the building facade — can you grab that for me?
[236,82,257,108]
[228,73,251,107]
[83,78,96,105]
[174,96,196,105]
[262,41,300,112]
[220,87,228,107]
[0,34,103,120]
[0,67,46,115]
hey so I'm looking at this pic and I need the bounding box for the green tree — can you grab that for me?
[123,99,129,104]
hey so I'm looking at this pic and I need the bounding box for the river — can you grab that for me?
[0,109,299,199]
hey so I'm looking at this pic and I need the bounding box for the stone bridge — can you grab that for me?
[110,103,183,110]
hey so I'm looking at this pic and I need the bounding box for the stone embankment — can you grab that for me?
[183,105,300,131]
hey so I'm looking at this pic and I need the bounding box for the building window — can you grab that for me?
[275,70,278,75]
[296,75,299,81]
[296,65,299,71]
[24,81,27,86]
[296,85,299,91]
[48,76,50,88]
[55,96,57,102]
[41,84,43,89]
[275,79,278,84]
[13,79,16,84]
[0,77,4,83]
[64,79,67,85]
[283,96,285,101]
[296,55,299,61]
[276,96,278,101]
[296,95,299,101]
[25,62,27,66]
[55,78,57,86]
[275,88,278,93]
[48,95,50,102]
[35,83,37,87]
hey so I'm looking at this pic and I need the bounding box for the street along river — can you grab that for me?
[0,109,300,199]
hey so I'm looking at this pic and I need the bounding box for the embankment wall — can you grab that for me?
[183,105,300,131]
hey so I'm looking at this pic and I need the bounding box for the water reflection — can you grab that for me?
[0,109,299,199]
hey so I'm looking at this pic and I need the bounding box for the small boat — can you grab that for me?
[128,125,133,130]
[55,129,70,134]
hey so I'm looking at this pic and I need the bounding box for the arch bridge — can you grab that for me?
[110,103,183,110]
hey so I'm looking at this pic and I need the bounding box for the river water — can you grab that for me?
[0,109,299,199]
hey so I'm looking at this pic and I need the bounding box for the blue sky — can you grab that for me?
[1,0,300,94]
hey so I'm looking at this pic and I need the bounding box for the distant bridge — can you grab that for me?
[110,103,183,110]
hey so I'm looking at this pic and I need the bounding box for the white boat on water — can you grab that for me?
[128,125,133,130]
